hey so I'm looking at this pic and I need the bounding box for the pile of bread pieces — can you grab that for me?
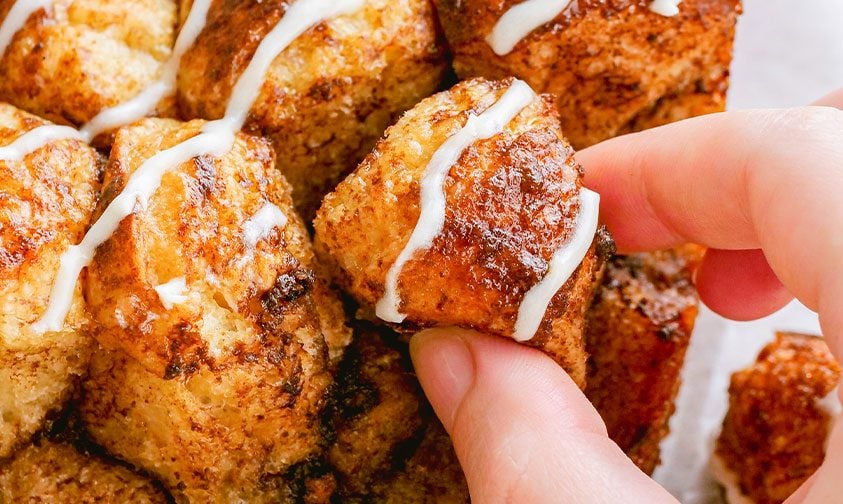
[0,1,834,503]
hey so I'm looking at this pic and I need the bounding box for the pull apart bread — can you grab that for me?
[0,0,724,499]
[0,0,178,131]
[0,103,100,458]
[713,333,841,504]
[432,0,741,148]
[177,0,447,219]
[314,77,613,387]
[79,119,350,502]
[585,246,703,474]
[1,415,168,503]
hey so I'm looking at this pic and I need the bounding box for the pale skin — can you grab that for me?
[410,88,843,503]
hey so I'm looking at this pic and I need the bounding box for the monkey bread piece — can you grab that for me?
[584,246,702,474]
[0,0,177,128]
[0,104,100,458]
[432,0,741,148]
[0,439,169,503]
[328,326,469,502]
[713,333,841,504]
[79,118,349,502]
[314,77,609,387]
[177,0,448,220]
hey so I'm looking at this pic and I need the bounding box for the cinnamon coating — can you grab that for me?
[0,0,177,128]
[177,0,447,219]
[432,0,741,148]
[315,77,610,386]
[0,103,100,458]
[79,118,349,502]
[715,333,840,504]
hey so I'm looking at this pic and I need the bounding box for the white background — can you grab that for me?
[652,1,843,501]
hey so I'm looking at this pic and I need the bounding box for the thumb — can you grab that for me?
[410,328,677,504]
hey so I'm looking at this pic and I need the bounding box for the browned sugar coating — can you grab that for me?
[329,327,469,503]
[433,0,741,148]
[716,333,841,504]
[0,103,100,458]
[0,439,168,503]
[80,118,348,502]
[0,0,177,128]
[585,246,702,474]
[314,77,608,386]
[177,0,447,220]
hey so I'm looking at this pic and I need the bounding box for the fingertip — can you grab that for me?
[410,328,477,432]
[696,248,793,321]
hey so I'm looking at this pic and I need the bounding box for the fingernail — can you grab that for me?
[410,328,476,432]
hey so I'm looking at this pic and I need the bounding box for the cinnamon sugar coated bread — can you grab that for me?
[433,0,741,148]
[0,0,747,499]
[585,246,703,473]
[0,0,178,127]
[177,0,447,219]
[714,333,841,504]
[314,77,612,387]
[0,103,100,458]
[0,439,168,503]
[79,118,347,502]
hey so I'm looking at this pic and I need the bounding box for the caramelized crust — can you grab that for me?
[315,78,608,386]
[328,327,469,503]
[433,0,740,148]
[177,0,447,219]
[585,246,702,474]
[715,333,841,504]
[0,0,177,128]
[80,118,347,502]
[0,103,100,457]
[0,439,168,503]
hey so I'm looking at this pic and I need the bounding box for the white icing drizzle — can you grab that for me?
[375,80,537,323]
[78,0,212,141]
[242,202,288,248]
[32,0,364,333]
[649,0,682,16]
[0,0,52,56]
[513,188,599,341]
[486,0,573,56]
[154,277,189,309]
[0,125,83,161]
[0,0,210,160]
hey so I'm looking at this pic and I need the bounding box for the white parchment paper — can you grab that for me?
[652,2,843,501]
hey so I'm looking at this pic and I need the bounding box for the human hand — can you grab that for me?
[410,88,843,503]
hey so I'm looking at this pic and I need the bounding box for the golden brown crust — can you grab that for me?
[177,0,447,219]
[0,439,168,503]
[314,78,608,386]
[433,0,740,148]
[0,103,100,457]
[715,333,841,504]
[585,246,702,474]
[0,0,177,128]
[328,327,469,503]
[80,118,341,502]
[329,327,425,496]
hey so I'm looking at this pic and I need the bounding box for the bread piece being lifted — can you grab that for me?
[0,103,100,458]
[315,78,611,386]
[432,0,741,148]
[79,118,349,502]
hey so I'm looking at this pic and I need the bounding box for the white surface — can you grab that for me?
[653,1,842,501]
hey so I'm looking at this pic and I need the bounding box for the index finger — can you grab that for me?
[577,103,843,316]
